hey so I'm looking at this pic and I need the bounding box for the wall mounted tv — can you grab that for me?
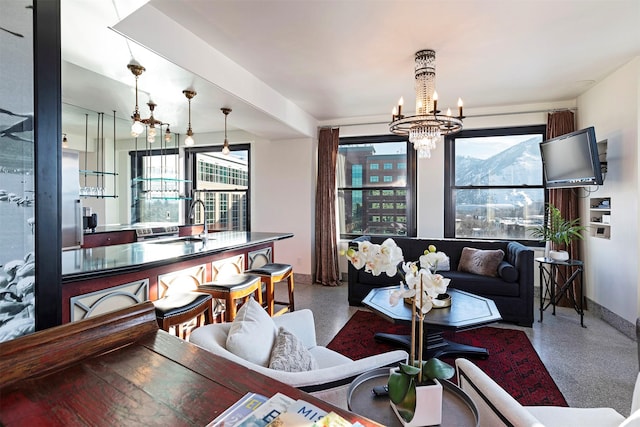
[539,126,603,188]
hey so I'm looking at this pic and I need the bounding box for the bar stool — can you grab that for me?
[198,274,262,322]
[153,292,214,339]
[246,263,294,316]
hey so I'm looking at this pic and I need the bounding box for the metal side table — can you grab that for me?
[536,257,585,327]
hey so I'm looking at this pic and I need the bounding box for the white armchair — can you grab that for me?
[455,358,640,427]
[189,302,407,407]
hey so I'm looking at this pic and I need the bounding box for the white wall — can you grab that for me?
[251,136,316,277]
[577,57,640,324]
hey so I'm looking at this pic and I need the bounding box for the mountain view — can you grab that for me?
[454,136,545,239]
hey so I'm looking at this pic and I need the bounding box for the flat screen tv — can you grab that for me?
[539,126,603,188]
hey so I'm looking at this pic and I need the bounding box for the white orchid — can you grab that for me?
[420,249,449,273]
[343,239,450,315]
[345,238,404,277]
[390,261,450,314]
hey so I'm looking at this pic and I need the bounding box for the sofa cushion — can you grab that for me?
[458,247,505,277]
[226,298,277,367]
[269,327,319,372]
[444,271,520,297]
[497,261,519,283]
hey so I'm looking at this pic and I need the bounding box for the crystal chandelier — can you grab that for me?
[389,49,464,158]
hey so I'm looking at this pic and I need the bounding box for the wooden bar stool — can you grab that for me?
[198,274,262,322]
[246,263,294,316]
[153,292,214,339]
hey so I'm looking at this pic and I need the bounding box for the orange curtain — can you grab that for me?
[546,111,582,306]
[314,128,341,286]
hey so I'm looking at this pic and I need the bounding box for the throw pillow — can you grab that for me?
[497,260,519,282]
[226,297,277,367]
[268,327,319,372]
[458,247,505,277]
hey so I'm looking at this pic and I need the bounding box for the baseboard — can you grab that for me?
[530,287,636,341]
[293,273,313,285]
[586,297,637,341]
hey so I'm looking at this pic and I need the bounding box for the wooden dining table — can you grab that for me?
[0,302,380,426]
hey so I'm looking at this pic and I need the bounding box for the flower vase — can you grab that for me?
[544,240,551,259]
[390,379,443,426]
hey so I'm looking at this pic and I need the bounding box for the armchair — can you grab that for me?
[189,305,407,407]
[455,358,640,427]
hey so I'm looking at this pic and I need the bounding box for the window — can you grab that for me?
[130,149,181,223]
[444,125,546,242]
[186,144,251,231]
[337,135,416,238]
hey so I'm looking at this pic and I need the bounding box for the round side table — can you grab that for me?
[347,367,479,426]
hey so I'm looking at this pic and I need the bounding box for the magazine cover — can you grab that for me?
[208,392,268,427]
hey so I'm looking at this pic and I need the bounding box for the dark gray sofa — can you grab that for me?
[347,236,535,326]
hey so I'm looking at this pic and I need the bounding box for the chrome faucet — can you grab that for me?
[188,198,209,244]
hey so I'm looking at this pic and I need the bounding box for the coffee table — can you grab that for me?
[347,367,479,426]
[362,286,502,359]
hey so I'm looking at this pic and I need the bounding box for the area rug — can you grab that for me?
[327,310,568,407]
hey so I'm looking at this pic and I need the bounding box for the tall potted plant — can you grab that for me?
[530,204,586,261]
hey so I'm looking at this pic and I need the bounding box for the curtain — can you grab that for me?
[314,127,341,286]
[546,110,582,307]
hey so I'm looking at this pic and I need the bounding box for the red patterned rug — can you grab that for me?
[327,310,568,407]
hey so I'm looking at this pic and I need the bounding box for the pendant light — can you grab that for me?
[221,107,232,155]
[127,63,146,137]
[183,90,197,146]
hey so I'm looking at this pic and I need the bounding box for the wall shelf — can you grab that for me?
[589,197,611,239]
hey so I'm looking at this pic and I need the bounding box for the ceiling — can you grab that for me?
[61,0,640,140]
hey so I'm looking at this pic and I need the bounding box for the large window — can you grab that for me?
[337,135,416,239]
[187,144,250,231]
[444,126,546,242]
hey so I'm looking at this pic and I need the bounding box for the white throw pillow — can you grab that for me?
[226,297,277,367]
[269,327,319,372]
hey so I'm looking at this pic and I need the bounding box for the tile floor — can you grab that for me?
[290,281,638,416]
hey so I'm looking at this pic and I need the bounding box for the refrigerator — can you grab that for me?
[62,150,83,249]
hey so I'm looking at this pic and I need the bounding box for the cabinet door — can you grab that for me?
[248,247,272,270]
[157,264,206,298]
[82,231,136,248]
[211,255,245,281]
[69,279,149,322]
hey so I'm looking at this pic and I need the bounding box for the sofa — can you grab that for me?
[347,236,535,326]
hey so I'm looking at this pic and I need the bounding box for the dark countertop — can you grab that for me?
[83,222,185,234]
[62,231,293,282]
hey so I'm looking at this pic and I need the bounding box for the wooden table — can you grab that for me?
[0,302,379,426]
[362,287,502,359]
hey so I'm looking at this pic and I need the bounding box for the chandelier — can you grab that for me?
[127,62,170,143]
[389,49,464,158]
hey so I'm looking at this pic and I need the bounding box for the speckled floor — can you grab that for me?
[289,281,638,416]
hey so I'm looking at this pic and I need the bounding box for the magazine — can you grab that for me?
[235,392,296,427]
[208,392,269,427]
[265,399,327,426]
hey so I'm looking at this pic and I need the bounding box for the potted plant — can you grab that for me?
[389,356,455,426]
[343,240,455,425]
[530,204,586,261]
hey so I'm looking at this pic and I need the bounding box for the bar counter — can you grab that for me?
[63,231,293,281]
[61,231,293,324]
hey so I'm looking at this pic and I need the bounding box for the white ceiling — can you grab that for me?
[61,0,640,140]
